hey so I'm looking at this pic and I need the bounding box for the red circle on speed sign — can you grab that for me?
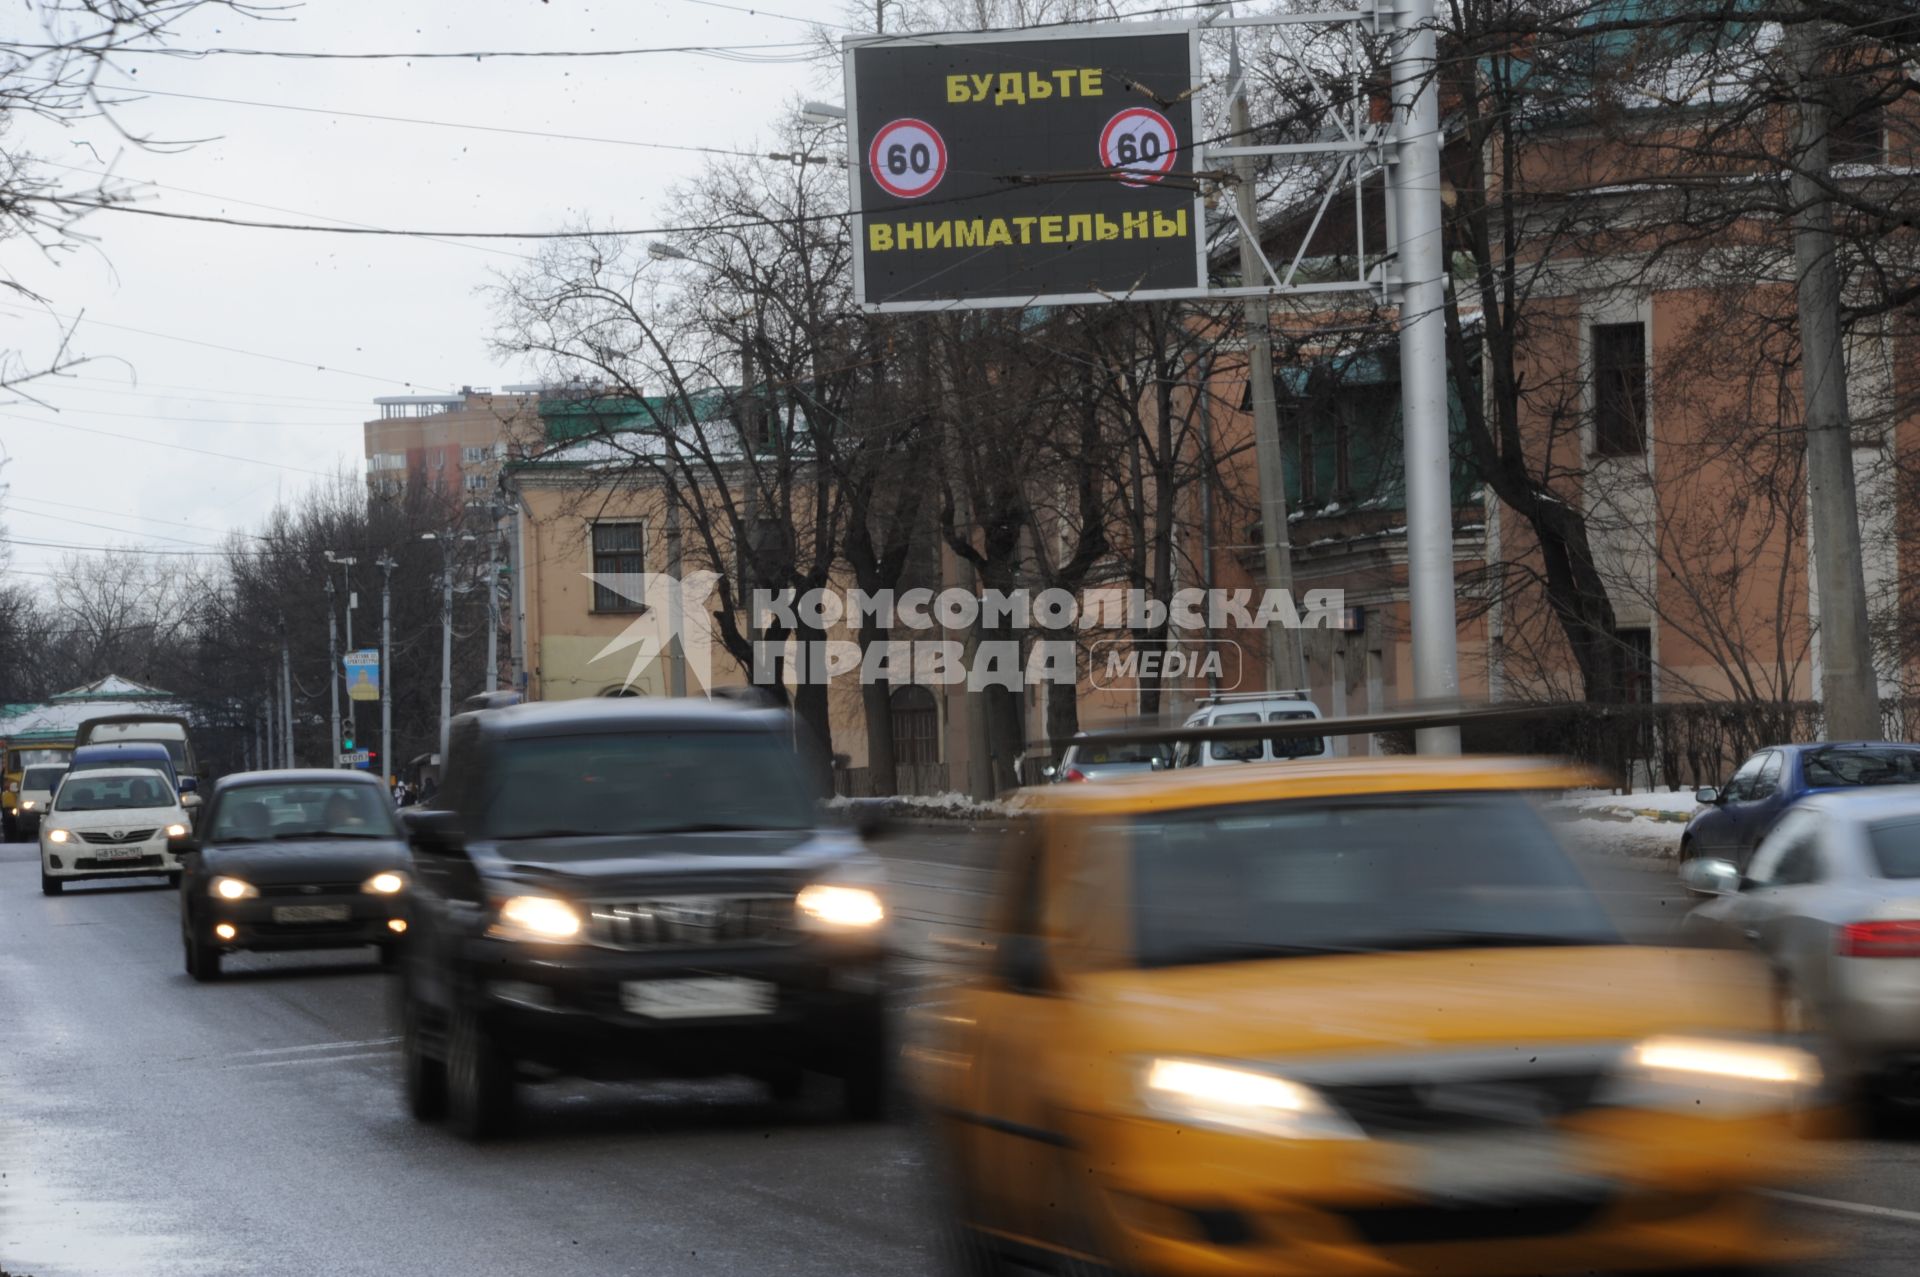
[868,118,948,200]
[1099,107,1178,187]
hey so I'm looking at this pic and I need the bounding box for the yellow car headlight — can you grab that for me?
[46,827,69,843]
[21,800,35,811]
[1604,1035,1821,1114]
[489,895,582,942]
[362,871,407,895]
[796,883,885,928]
[210,876,258,901]
[1137,1057,1364,1141]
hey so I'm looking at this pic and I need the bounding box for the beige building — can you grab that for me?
[362,388,539,506]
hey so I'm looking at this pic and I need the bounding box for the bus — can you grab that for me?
[3,726,78,841]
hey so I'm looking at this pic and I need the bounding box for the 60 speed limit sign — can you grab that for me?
[1099,107,1178,187]
[868,118,947,200]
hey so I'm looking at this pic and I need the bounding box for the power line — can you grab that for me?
[42,373,376,408]
[0,411,350,477]
[3,493,263,540]
[0,303,452,391]
[1,38,822,62]
[77,81,810,165]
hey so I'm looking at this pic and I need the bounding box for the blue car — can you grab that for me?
[1681,741,1920,868]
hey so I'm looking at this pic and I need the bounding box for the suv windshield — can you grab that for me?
[210,783,399,842]
[55,775,175,812]
[23,766,67,791]
[1129,796,1618,967]
[1803,747,1920,789]
[484,731,818,839]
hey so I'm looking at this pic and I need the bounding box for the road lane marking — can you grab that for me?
[1764,1189,1920,1225]
[224,1050,396,1071]
[228,1036,399,1058]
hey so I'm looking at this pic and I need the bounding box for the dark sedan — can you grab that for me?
[173,770,412,982]
[1682,741,1920,870]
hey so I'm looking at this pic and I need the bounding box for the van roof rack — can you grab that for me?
[1196,689,1312,707]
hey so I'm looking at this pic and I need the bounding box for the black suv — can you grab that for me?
[394,697,893,1139]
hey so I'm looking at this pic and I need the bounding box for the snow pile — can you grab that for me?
[829,792,1017,822]
[1547,788,1698,861]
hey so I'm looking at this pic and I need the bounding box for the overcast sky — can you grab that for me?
[1,0,863,581]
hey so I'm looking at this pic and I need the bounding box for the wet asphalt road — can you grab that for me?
[5,825,1920,1276]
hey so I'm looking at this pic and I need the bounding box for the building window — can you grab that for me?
[369,452,406,471]
[1592,321,1648,456]
[590,522,646,612]
[890,685,938,767]
[461,445,493,465]
[1830,98,1885,166]
[463,473,490,494]
[1621,627,1653,703]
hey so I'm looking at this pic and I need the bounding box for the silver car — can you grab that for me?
[1043,738,1172,783]
[1683,790,1920,1105]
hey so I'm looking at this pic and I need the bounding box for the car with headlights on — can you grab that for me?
[395,697,893,1140]
[173,770,411,982]
[1682,789,1920,1113]
[39,767,193,895]
[15,763,68,839]
[909,754,1826,1277]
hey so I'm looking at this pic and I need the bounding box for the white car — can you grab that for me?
[39,766,192,896]
[1170,692,1327,768]
[15,763,69,838]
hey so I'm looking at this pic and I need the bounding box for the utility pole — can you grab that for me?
[1228,36,1305,696]
[280,634,295,768]
[666,485,686,697]
[440,548,454,765]
[1787,14,1880,740]
[485,519,501,693]
[326,578,341,769]
[1389,0,1462,752]
[378,553,395,787]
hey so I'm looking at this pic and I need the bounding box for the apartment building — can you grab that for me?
[362,387,540,506]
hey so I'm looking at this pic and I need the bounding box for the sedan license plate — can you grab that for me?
[1387,1132,1607,1202]
[271,904,352,924]
[621,977,775,1020]
[92,846,146,861]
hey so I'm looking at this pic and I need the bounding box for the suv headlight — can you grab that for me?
[796,883,885,928]
[362,871,407,895]
[210,876,258,901]
[488,895,582,942]
[1137,1057,1364,1141]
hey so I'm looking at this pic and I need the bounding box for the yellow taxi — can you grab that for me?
[908,756,1827,1277]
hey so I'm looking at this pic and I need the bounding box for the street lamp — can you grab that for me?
[800,101,847,125]
[646,241,691,263]
[422,531,476,769]
[323,551,360,765]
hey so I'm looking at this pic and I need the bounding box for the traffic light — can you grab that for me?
[342,734,355,751]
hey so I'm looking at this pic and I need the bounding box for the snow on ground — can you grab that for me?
[1546,789,1698,861]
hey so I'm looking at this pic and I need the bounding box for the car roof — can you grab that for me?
[213,769,385,792]
[73,741,171,755]
[1016,755,1604,817]
[1765,741,1920,755]
[463,696,789,738]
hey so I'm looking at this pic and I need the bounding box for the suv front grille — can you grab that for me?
[586,895,795,949]
[79,829,156,845]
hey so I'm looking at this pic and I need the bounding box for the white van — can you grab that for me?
[1172,692,1326,768]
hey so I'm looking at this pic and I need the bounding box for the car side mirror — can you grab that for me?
[178,776,198,795]
[403,809,467,856]
[995,932,1051,995]
[1040,765,1057,782]
[1149,757,1167,771]
[1680,857,1740,897]
[1694,785,1721,805]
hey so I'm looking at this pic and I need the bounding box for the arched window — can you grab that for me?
[599,686,641,698]
[890,685,938,766]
